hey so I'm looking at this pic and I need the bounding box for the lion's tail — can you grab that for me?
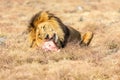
[80,31,93,47]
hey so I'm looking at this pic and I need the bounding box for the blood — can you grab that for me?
[42,40,60,52]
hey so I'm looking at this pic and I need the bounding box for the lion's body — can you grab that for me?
[67,26,81,42]
[28,11,93,48]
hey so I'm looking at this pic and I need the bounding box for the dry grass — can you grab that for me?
[0,0,120,80]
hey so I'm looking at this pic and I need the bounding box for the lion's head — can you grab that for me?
[28,11,68,48]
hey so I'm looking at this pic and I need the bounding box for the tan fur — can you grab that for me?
[28,11,93,48]
[80,31,94,46]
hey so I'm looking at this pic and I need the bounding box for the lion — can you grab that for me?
[28,11,93,49]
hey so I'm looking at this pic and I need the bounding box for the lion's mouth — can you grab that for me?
[42,33,60,52]
[42,40,60,52]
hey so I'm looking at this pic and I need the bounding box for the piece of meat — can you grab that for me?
[42,40,60,52]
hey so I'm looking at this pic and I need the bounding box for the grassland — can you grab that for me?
[0,0,120,80]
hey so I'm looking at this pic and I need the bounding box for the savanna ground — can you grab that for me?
[0,0,120,80]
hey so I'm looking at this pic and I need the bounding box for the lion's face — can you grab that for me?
[28,11,66,48]
[36,22,56,40]
[35,22,58,47]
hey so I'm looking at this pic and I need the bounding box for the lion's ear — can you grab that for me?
[41,11,48,16]
[40,11,49,21]
[27,27,34,33]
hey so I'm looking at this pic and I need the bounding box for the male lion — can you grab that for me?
[28,11,93,49]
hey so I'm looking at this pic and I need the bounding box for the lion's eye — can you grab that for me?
[38,34,41,38]
[41,25,46,31]
[43,25,45,29]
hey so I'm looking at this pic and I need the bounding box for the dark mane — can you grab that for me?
[49,13,70,48]
[28,11,42,28]
[28,11,65,28]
